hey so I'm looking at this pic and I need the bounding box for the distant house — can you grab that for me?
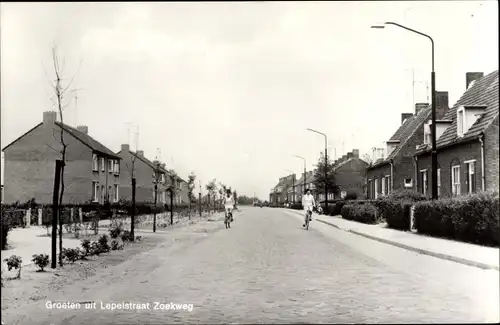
[270,174,296,205]
[324,149,368,200]
[415,71,499,197]
[116,144,170,204]
[366,91,450,199]
[2,111,121,204]
[294,171,314,202]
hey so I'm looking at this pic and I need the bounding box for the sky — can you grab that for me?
[1,1,498,200]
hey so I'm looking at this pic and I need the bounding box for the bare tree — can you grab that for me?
[362,153,374,167]
[46,45,82,267]
[167,169,180,225]
[187,173,197,219]
[152,161,163,232]
[205,179,217,209]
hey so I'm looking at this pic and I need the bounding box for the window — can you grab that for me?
[108,160,113,173]
[437,168,441,197]
[451,165,461,196]
[367,179,372,199]
[114,184,119,202]
[160,174,165,183]
[108,186,112,202]
[100,157,105,172]
[424,122,432,145]
[92,154,98,171]
[404,178,413,188]
[374,178,379,199]
[465,160,476,193]
[113,160,120,174]
[420,170,428,195]
[162,191,166,203]
[457,108,464,137]
[92,181,99,202]
[101,185,105,203]
[381,177,386,196]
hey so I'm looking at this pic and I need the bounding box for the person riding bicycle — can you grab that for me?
[302,189,316,227]
[222,189,235,222]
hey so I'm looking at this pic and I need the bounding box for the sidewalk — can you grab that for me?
[284,209,499,271]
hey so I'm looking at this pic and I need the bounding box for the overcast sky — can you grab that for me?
[1,1,498,200]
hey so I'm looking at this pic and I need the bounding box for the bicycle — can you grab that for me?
[304,206,313,230]
[225,209,232,229]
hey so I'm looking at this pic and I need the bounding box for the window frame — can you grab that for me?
[451,165,461,196]
[420,169,428,195]
[108,159,113,174]
[464,160,476,193]
[114,184,119,202]
[100,157,105,172]
[92,154,99,171]
[437,168,441,197]
[457,107,465,137]
[92,181,99,202]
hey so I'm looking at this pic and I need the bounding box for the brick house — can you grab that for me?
[415,71,499,197]
[270,174,296,205]
[2,111,121,204]
[293,171,314,202]
[366,91,450,199]
[116,144,171,204]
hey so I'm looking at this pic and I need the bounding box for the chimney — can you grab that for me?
[43,111,57,124]
[352,149,359,158]
[137,150,144,157]
[347,152,353,159]
[401,113,413,124]
[121,144,130,153]
[466,72,484,90]
[415,103,429,115]
[435,91,449,119]
[76,125,88,134]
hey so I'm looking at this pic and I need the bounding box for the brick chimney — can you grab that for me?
[136,150,144,157]
[466,72,484,90]
[43,111,57,124]
[401,113,413,124]
[76,125,88,134]
[347,152,353,159]
[415,103,429,115]
[121,144,130,153]
[352,149,359,158]
[435,91,449,119]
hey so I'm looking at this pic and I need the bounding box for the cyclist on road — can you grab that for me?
[302,189,316,227]
[222,189,235,222]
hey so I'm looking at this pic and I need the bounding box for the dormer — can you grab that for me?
[386,140,400,156]
[456,105,487,137]
[424,119,453,145]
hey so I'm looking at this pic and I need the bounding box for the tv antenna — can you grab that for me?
[70,88,85,125]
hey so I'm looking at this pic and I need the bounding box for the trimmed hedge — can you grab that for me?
[290,203,303,210]
[341,203,379,224]
[376,190,428,231]
[414,191,499,246]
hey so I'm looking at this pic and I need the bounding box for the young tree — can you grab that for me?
[46,46,82,267]
[313,151,339,200]
[205,179,217,208]
[152,161,163,232]
[167,169,180,225]
[187,172,197,219]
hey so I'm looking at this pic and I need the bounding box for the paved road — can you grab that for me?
[9,207,500,324]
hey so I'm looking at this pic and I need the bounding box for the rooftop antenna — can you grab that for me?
[135,125,140,152]
[70,88,84,126]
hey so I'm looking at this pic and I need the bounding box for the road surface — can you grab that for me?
[7,206,500,324]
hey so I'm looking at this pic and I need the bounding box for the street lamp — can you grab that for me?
[285,169,296,204]
[293,155,306,202]
[307,128,328,211]
[371,21,437,200]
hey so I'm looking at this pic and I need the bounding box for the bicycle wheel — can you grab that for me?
[305,211,310,230]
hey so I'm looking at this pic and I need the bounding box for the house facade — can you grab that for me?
[117,144,170,204]
[366,91,450,199]
[269,174,296,205]
[415,71,499,197]
[2,111,121,204]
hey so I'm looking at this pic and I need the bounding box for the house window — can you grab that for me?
[108,160,113,173]
[465,160,476,194]
[92,181,99,202]
[160,174,165,183]
[101,157,105,172]
[457,108,465,137]
[114,160,120,174]
[162,191,166,203]
[374,178,379,199]
[404,178,413,188]
[420,170,428,195]
[114,184,119,202]
[437,168,441,197]
[101,185,105,203]
[92,154,98,171]
[108,186,112,202]
[451,165,461,196]
[424,121,432,145]
[381,177,386,196]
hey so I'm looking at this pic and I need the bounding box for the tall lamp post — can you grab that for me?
[307,128,328,211]
[293,155,306,202]
[285,169,296,204]
[371,21,437,200]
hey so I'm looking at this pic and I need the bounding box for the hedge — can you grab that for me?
[376,190,428,231]
[341,203,379,224]
[414,191,499,246]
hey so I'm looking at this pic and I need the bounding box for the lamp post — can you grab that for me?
[371,21,437,200]
[293,155,306,202]
[285,169,296,204]
[307,128,328,211]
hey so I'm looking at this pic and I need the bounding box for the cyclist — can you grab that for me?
[222,189,235,222]
[302,189,316,227]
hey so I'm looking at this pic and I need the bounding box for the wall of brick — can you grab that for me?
[3,123,94,204]
[335,158,368,199]
[366,163,391,199]
[484,115,499,192]
[416,140,482,197]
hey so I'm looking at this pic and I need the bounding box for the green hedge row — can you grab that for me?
[414,191,499,246]
[341,203,380,224]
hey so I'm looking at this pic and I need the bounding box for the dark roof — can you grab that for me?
[118,149,169,173]
[416,70,499,155]
[56,123,120,159]
[369,106,432,168]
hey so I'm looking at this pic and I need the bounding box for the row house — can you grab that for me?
[318,149,369,201]
[415,71,499,197]
[294,171,315,201]
[366,90,450,199]
[269,174,296,205]
[2,111,121,204]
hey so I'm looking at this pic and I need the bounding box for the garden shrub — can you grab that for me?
[1,206,13,250]
[344,191,358,200]
[4,255,22,279]
[61,248,81,264]
[98,234,111,253]
[111,239,123,250]
[341,203,378,224]
[375,190,429,231]
[80,239,92,258]
[121,230,132,242]
[109,225,122,239]
[414,191,499,246]
[31,253,49,271]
